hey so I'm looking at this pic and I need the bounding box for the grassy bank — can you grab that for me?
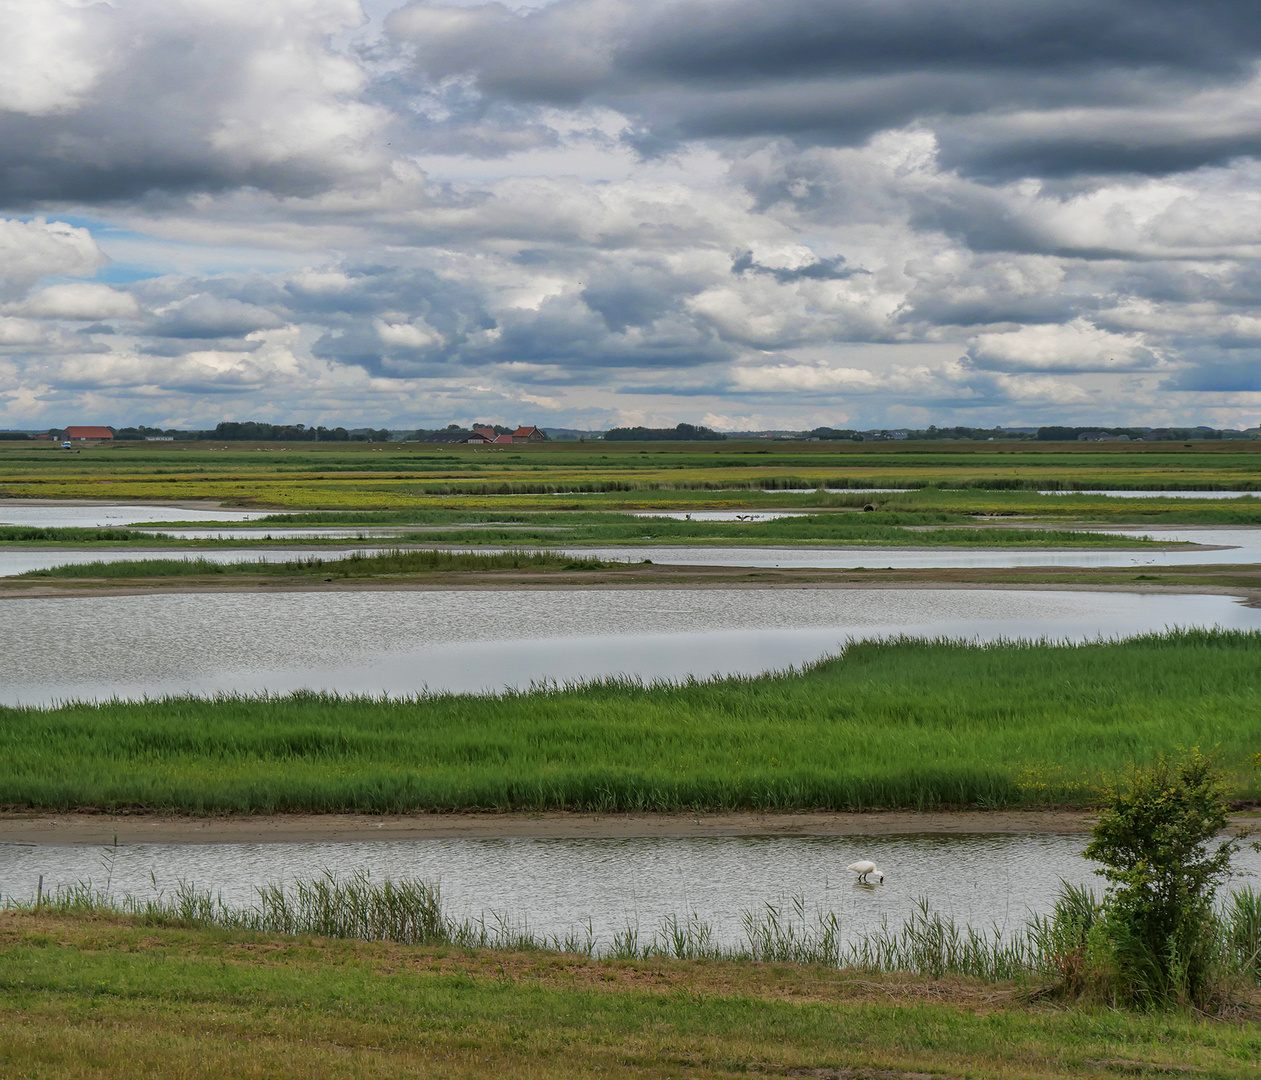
[14,547,609,580]
[2,906,1258,1079]
[19,869,1260,986]
[3,630,1259,813]
[1,508,1181,550]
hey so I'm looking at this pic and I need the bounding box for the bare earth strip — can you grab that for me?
[0,809,1104,844]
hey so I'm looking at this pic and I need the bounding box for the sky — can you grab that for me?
[2,0,1261,432]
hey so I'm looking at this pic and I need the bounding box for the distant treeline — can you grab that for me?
[192,422,392,442]
[7,420,1257,445]
[1032,426,1254,441]
[604,423,726,441]
[104,423,392,442]
[809,425,1258,443]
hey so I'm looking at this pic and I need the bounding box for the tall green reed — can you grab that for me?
[13,868,1260,990]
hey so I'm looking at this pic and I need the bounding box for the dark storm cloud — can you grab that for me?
[289,260,730,379]
[900,291,1094,330]
[148,296,286,339]
[580,260,713,333]
[620,0,1261,84]
[1164,354,1261,391]
[0,2,384,208]
[732,250,864,283]
[389,0,1261,177]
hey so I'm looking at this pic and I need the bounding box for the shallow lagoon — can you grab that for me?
[2,525,1259,578]
[2,588,1258,706]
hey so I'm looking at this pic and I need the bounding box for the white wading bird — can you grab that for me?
[847,860,884,884]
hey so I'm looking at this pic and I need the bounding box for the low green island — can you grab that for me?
[4,630,1258,813]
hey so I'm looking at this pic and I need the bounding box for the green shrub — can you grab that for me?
[1083,749,1242,1006]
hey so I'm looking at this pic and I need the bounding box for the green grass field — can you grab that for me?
[4,438,1261,511]
[2,910,1258,1079]
[3,630,1258,813]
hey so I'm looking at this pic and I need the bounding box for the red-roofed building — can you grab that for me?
[63,426,114,442]
[493,433,514,443]
[512,425,546,442]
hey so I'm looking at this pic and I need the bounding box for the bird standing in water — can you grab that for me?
[847,860,884,884]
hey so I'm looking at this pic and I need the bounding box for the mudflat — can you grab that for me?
[0,808,1104,845]
[3,561,1261,601]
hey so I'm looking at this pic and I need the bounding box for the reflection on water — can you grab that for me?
[5,526,1261,577]
[0,546,393,577]
[3,833,1257,951]
[761,488,912,494]
[631,511,806,521]
[1040,490,1261,499]
[0,501,279,528]
[133,525,570,540]
[1,588,1257,706]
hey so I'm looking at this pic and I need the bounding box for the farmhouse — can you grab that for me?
[63,426,114,442]
[418,418,547,441]
[461,424,547,444]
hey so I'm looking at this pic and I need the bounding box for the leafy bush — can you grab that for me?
[1082,749,1243,1006]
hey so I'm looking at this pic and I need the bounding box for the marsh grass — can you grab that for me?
[1,507,1173,551]
[2,630,1260,812]
[14,547,609,579]
[7,440,1261,512]
[0,526,167,543]
[14,870,1260,991]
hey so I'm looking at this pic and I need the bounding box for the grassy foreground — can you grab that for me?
[3,630,1260,813]
[2,911,1259,1080]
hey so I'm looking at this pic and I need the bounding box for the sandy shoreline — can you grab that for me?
[0,809,1107,844]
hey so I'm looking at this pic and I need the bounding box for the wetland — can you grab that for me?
[4,441,1261,1076]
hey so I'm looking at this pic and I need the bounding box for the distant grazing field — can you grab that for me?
[2,630,1257,814]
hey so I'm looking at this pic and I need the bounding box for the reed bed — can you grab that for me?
[0,526,168,543]
[1,509,1171,553]
[13,870,1260,987]
[2,630,1259,812]
[14,547,608,579]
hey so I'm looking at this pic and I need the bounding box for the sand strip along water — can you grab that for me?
[0,809,1112,845]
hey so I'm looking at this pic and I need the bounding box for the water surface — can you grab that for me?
[0,546,388,578]
[1040,490,1261,499]
[550,532,1261,569]
[0,501,279,528]
[2,588,1257,706]
[6,527,1259,577]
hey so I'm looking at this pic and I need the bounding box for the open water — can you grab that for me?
[1,588,1258,706]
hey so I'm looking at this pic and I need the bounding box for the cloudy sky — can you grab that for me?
[3,0,1261,432]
